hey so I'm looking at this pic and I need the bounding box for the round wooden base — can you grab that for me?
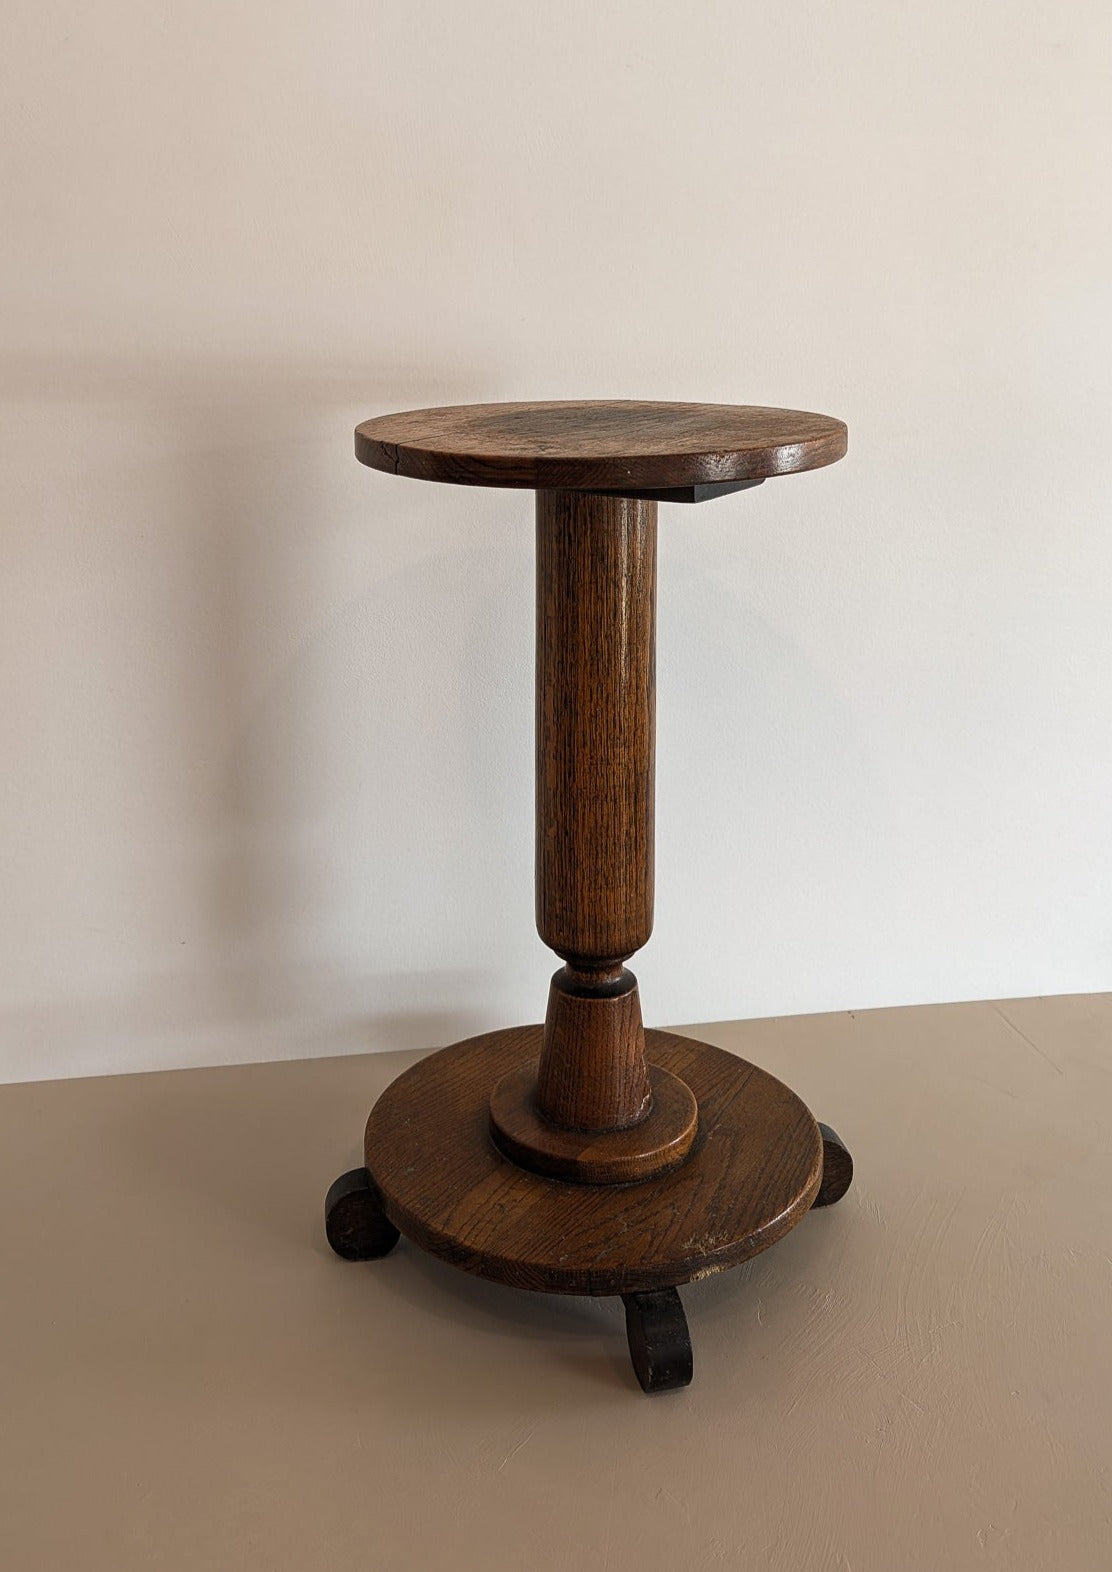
[364,1026,823,1296]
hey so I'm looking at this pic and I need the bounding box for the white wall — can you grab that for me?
[3,0,1111,1082]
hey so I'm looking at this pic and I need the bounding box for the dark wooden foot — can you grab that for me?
[621,1288,693,1394]
[813,1123,854,1207]
[324,1168,401,1261]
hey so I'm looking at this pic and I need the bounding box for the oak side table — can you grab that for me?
[325,401,854,1393]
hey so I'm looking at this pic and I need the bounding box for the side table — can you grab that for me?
[325,401,854,1393]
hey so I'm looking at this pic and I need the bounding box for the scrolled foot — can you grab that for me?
[325,1167,401,1261]
[621,1288,693,1394]
[813,1122,854,1207]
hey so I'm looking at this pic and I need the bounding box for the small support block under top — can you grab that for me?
[596,478,766,504]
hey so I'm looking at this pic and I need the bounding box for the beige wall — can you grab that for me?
[3,1,1111,1080]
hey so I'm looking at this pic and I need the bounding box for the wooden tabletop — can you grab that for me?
[355,400,847,492]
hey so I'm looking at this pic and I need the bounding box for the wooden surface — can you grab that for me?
[531,488,658,1150]
[622,1288,693,1393]
[355,400,848,492]
[1,994,1111,1570]
[815,1121,855,1206]
[533,968,653,1137]
[323,1167,400,1260]
[488,1058,698,1185]
[534,490,655,969]
[364,1025,822,1294]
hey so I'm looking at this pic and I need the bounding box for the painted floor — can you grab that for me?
[2,992,1110,1570]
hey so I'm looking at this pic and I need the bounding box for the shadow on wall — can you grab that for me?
[0,353,538,1081]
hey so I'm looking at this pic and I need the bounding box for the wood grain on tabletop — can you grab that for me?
[355,400,848,492]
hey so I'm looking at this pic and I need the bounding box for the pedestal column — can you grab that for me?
[488,491,698,1182]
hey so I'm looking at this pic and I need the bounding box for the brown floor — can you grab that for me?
[2,994,1110,1570]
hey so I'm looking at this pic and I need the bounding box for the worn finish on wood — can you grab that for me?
[364,1026,822,1296]
[622,1288,693,1393]
[488,1059,698,1184]
[355,400,848,493]
[813,1122,854,1207]
[324,1168,401,1261]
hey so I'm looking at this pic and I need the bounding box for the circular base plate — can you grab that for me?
[364,1026,822,1296]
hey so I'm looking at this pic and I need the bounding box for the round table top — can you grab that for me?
[355,400,847,493]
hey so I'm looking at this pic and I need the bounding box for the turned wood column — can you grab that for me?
[534,489,656,1133]
[487,485,696,1181]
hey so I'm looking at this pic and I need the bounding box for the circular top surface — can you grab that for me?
[355,400,847,492]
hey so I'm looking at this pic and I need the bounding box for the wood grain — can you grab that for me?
[534,965,651,1133]
[523,488,662,1158]
[535,490,655,968]
[488,1059,698,1184]
[355,400,848,493]
[364,1026,823,1296]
